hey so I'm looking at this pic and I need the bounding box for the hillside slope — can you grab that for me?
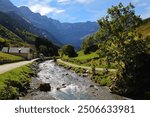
[0,24,22,42]
[137,18,150,37]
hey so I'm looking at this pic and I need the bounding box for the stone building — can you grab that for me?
[1,47,33,59]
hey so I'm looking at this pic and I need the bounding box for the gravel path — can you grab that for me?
[57,59,117,72]
[0,59,37,74]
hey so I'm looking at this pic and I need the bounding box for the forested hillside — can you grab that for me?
[0,11,59,57]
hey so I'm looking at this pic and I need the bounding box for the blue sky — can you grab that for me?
[10,0,150,23]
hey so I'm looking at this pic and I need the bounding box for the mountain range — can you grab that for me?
[0,0,99,48]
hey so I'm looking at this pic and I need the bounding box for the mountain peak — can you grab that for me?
[19,6,30,11]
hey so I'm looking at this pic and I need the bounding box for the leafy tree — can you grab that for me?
[94,3,149,97]
[82,36,93,49]
[82,36,98,54]
[61,45,77,57]
[35,37,58,56]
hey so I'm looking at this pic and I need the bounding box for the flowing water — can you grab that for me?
[24,60,126,100]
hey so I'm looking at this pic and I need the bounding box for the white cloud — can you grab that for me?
[57,0,72,5]
[57,0,95,5]
[28,0,65,15]
[57,0,70,3]
[30,4,65,15]
[76,0,94,4]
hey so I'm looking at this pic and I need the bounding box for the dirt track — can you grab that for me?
[0,59,37,74]
[57,59,117,72]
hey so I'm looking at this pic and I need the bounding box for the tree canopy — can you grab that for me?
[61,45,77,57]
[94,3,149,97]
[82,36,98,54]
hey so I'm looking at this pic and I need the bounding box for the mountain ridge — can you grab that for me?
[18,6,99,48]
[0,0,99,48]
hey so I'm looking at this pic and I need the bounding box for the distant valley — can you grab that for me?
[0,0,99,48]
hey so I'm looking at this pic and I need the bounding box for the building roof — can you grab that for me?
[1,47,30,53]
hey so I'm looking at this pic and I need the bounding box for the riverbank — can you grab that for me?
[21,60,55,100]
[57,60,116,87]
[0,63,34,99]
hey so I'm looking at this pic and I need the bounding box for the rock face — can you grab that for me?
[39,83,51,92]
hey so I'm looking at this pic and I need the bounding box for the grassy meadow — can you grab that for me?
[0,52,25,64]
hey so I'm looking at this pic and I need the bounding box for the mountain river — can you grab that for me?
[23,60,126,100]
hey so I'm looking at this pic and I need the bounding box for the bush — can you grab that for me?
[61,45,77,57]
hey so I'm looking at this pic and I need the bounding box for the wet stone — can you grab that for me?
[89,85,95,88]
[39,83,51,92]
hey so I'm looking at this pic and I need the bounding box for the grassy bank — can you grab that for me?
[61,50,117,69]
[0,52,25,65]
[0,64,33,99]
[57,61,116,87]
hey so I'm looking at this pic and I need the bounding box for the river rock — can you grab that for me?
[89,85,94,88]
[39,83,51,92]
[62,83,66,86]
[66,73,69,75]
[56,87,60,90]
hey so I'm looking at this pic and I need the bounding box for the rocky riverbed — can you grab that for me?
[22,60,127,100]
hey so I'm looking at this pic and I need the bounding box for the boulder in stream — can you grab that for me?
[39,83,51,92]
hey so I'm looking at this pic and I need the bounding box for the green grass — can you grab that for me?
[76,50,99,61]
[137,21,150,37]
[0,64,33,99]
[61,50,117,68]
[0,24,23,42]
[91,71,116,86]
[62,50,99,65]
[0,52,25,64]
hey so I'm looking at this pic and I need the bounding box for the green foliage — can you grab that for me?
[0,64,32,99]
[0,52,25,64]
[0,24,22,42]
[95,3,146,68]
[91,60,96,75]
[61,50,117,69]
[61,45,77,57]
[82,36,93,49]
[82,36,98,54]
[94,3,149,97]
[62,50,100,66]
